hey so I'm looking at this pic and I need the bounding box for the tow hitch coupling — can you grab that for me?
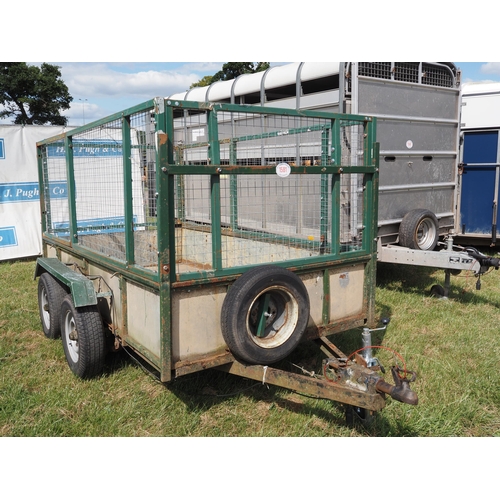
[322,318,418,407]
[375,366,418,405]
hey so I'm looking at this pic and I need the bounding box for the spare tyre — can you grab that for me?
[221,265,310,365]
[399,209,439,251]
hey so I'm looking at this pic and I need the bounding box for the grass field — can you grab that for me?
[1,257,500,438]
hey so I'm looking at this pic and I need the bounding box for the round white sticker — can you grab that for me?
[406,140,413,149]
[276,162,291,178]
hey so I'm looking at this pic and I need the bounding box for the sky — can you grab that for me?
[53,61,228,125]
[3,61,500,127]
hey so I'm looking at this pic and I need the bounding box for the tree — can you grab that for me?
[191,74,215,89]
[191,62,270,88]
[0,62,72,125]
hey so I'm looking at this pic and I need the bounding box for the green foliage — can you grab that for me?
[190,74,215,89]
[1,258,500,436]
[190,62,270,89]
[0,62,72,125]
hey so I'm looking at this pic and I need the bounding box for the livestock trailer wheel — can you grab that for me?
[38,272,67,339]
[221,266,310,365]
[60,295,106,379]
[399,208,439,251]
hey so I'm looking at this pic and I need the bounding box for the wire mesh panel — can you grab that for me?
[37,100,377,282]
[171,103,376,276]
[39,140,70,241]
[175,174,214,271]
[71,119,128,261]
[339,119,365,250]
[130,110,158,269]
[219,173,325,268]
[358,62,456,88]
[38,101,159,271]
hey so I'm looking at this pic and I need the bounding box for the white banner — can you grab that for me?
[0,125,71,261]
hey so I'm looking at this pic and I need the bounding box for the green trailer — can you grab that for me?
[34,98,417,420]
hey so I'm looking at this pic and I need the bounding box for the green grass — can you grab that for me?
[1,257,500,437]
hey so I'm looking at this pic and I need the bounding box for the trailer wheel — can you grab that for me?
[60,295,106,379]
[399,209,439,251]
[430,284,447,298]
[221,266,310,365]
[38,272,67,339]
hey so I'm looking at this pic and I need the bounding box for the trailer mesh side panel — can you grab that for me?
[40,109,158,269]
[71,120,127,260]
[173,109,367,272]
[38,101,376,278]
[40,141,70,241]
[130,110,158,269]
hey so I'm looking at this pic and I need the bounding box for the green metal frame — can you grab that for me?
[36,99,379,382]
[34,257,97,307]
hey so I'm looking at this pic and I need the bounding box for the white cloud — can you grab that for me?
[480,62,500,76]
[57,62,223,123]
[60,63,205,100]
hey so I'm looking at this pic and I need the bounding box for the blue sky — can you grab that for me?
[2,62,500,126]
[54,62,225,125]
[60,62,500,126]
[457,62,500,83]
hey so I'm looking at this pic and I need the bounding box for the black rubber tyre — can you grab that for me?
[60,295,106,379]
[38,272,67,339]
[220,265,310,365]
[430,284,446,298]
[399,209,439,251]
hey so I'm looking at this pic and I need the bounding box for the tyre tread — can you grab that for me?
[38,272,67,339]
[221,265,309,365]
[61,296,106,379]
[399,208,439,250]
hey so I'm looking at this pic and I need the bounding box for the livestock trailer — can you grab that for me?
[34,99,418,418]
[170,63,500,297]
[458,81,500,246]
[169,62,462,253]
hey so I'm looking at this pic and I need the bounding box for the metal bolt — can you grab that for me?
[162,167,167,172]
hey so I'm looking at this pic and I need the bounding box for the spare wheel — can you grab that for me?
[399,209,439,251]
[220,265,310,365]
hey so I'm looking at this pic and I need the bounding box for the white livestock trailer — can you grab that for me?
[168,62,462,252]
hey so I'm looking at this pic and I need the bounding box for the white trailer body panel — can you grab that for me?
[461,82,500,129]
[457,82,500,243]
